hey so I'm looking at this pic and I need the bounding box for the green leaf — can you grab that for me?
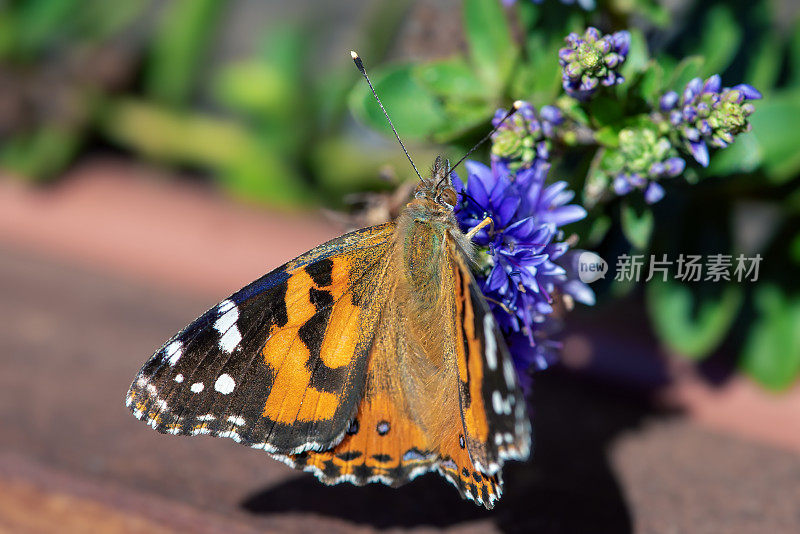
[0,125,83,181]
[588,96,624,129]
[586,215,612,247]
[348,63,446,140]
[311,137,439,195]
[71,0,148,42]
[99,99,247,167]
[463,0,515,91]
[748,89,800,183]
[741,285,800,390]
[514,32,562,102]
[632,0,670,27]
[620,201,654,250]
[255,24,307,83]
[144,0,222,106]
[706,131,763,175]
[788,17,800,88]
[12,0,75,59]
[413,58,487,100]
[696,4,742,77]
[790,232,800,263]
[214,61,292,118]
[433,99,495,143]
[633,60,665,105]
[647,280,743,360]
[746,31,782,94]
[100,99,309,207]
[218,146,310,209]
[620,29,649,81]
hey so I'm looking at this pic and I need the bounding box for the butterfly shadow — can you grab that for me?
[241,369,674,532]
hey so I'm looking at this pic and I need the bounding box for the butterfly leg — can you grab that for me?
[465,216,493,241]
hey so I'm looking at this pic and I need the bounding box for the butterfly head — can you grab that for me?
[410,155,458,217]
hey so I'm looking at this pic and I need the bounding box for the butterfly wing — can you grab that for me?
[126,223,395,455]
[449,235,531,476]
[274,225,523,509]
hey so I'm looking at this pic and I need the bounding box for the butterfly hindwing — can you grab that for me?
[126,223,395,454]
[280,297,505,509]
[450,238,531,476]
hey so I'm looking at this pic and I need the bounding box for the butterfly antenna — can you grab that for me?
[351,51,423,182]
[450,101,523,173]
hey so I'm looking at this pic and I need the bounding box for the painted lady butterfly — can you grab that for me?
[126,52,530,509]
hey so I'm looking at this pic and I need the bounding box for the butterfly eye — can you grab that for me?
[439,188,457,208]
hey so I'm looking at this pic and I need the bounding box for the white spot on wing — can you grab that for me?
[492,390,512,415]
[492,390,503,414]
[190,382,204,393]
[503,358,516,387]
[227,416,246,426]
[214,299,241,353]
[218,327,242,353]
[217,299,235,313]
[214,373,235,394]
[174,373,184,383]
[165,340,183,366]
[484,314,498,370]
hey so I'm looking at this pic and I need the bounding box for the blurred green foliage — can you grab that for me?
[0,0,422,205]
[0,0,798,390]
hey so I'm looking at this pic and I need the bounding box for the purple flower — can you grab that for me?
[656,75,761,167]
[491,101,563,171]
[452,160,592,390]
[559,27,630,100]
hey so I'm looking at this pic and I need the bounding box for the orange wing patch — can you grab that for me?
[282,386,503,508]
[259,258,358,424]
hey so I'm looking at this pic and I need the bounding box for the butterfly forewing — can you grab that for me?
[126,223,395,454]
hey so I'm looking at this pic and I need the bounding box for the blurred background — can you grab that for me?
[1,0,799,532]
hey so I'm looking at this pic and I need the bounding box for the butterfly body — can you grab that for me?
[126,157,530,508]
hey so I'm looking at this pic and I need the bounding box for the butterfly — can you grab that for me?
[126,52,530,510]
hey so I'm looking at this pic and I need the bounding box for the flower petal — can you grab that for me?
[544,204,587,226]
[702,74,721,94]
[731,83,762,100]
[561,279,596,305]
[659,91,678,111]
[644,181,665,204]
[688,140,710,167]
[465,160,495,195]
